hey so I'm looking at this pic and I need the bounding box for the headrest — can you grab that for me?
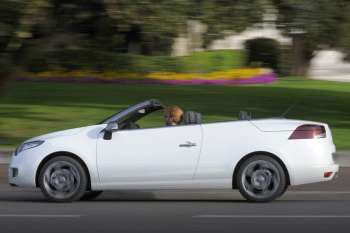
[238,111,251,120]
[183,111,202,125]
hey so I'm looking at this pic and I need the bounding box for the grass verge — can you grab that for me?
[0,76,349,150]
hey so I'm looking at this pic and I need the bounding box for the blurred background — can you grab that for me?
[0,0,350,151]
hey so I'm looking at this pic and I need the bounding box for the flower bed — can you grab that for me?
[18,68,277,85]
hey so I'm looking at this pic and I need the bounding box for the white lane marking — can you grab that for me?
[194,215,350,218]
[0,214,83,218]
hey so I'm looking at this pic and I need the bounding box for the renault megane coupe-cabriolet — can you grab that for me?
[8,99,339,202]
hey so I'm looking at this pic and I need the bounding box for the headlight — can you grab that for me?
[15,140,45,156]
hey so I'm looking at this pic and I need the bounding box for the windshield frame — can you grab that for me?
[98,99,164,125]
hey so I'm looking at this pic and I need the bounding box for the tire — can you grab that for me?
[38,156,88,203]
[80,191,103,201]
[236,155,287,203]
[279,183,289,197]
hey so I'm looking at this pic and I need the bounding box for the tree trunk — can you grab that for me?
[0,54,13,91]
[291,34,310,76]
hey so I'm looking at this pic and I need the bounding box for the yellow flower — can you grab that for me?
[24,67,271,81]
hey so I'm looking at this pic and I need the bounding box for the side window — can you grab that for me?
[136,109,166,129]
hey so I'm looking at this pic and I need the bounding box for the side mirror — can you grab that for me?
[103,122,119,140]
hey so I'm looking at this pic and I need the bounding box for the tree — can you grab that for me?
[103,0,190,55]
[273,0,350,75]
[337,2,350,60]
[0,0,24,88]
[186,0,266,47]
[0,0,51,87]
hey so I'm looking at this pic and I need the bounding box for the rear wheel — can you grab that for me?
[80,191,103,201]
[236,155,287,203]
[38,156,88,203]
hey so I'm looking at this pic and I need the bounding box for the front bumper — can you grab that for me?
[8,151,41,188]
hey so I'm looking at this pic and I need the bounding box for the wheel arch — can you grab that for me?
[232,151,291,189]
[35,151,92,190]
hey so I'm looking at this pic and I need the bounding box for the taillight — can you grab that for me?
[324,172,333,178]
[288,124,326,140]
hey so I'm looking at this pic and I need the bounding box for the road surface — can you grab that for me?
[0,164,350,233]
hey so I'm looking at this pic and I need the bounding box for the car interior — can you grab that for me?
[118,106,202,130]
[101,100,252,131]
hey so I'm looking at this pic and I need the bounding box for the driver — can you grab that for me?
[164,106,184,126]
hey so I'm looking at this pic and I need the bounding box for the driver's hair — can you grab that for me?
[165,106,184,125]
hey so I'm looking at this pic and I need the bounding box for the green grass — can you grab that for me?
[1,77,350,150]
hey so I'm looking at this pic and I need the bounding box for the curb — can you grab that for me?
[334,152,350,167]
[0,151,12,164]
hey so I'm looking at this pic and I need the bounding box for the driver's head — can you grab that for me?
[165,106,183,126]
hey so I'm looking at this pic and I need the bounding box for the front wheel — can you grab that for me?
[38,156,88,203]
[236,155,287,203]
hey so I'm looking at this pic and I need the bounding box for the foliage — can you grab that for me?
[19,50,244,73]
[0,0,25,87]
[103,0,190,55]
[245,38,281,72]
[273,0,350,62]
[0,1,266,76]
[186,0,266,46]
[1,1,350,78]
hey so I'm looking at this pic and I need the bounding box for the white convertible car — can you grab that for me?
[9,99,339,203]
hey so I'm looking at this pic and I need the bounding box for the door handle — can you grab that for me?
[179,141,197,147]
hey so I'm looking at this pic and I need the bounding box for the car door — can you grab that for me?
[96,125,202,187]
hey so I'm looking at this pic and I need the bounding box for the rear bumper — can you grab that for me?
[291,163,339,186]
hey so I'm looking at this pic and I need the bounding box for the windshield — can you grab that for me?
[98,108,127,125]
[98,99,163,125]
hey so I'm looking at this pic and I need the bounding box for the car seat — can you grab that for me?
[238,111,252,120]
[183,111,202,125]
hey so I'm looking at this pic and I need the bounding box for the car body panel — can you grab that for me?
[96,125,202,188]
[9,115,339,191]
[9,125,104,188]
[250,118,327,132]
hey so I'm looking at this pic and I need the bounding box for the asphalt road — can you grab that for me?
[0,165,350,233]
